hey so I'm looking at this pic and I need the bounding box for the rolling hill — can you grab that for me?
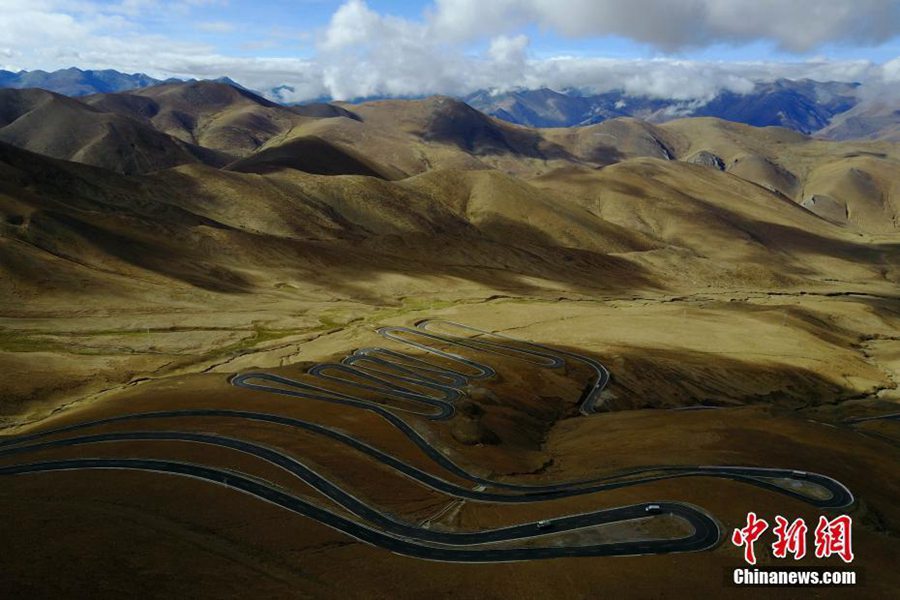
[83,81,306,158]
[819,100,900,142]
[5,69,896,140]
[2,81,898,234]
[1,82,897,315]
[0,88,226,174]
[1,79,899,600]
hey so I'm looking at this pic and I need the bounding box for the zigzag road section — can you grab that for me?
[0,320,854,562]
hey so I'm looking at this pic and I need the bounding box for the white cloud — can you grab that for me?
[317,0,478,99]
[307,2,893,101]
[428,0,900,52]
[883,56,900,81]
[0,0,898,104]
[488,34,529,65]
[320,0,383,51]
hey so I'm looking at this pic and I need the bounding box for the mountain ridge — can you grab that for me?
[464,79,862,135]
[2,68,897,139]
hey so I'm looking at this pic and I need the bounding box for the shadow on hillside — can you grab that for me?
[742,219,900,264]
[13,140,897,302]
[421,101,578,161]
[592,343,858,411]
[22,193,661,300]
[41,211,255,294]
[58,170,662,299]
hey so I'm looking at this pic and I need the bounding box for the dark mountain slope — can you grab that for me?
[225,136,390,178]
[0,88,226,174]
[86,82,315,158]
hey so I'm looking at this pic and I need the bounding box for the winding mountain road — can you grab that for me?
[0,319,854,562]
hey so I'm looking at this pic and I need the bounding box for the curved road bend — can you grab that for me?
[0,412,854,509]
[412,320,610,414]
[0,430,721,547]
[0,458,720,561]
[844,413,900,424]
[256,320,608,420]
[0,320,854,561]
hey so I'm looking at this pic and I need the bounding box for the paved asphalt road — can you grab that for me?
[0,430,720,549]
[0,458,719,561]
[845,412,900,423]
[0,320,854,562]
[0,409,853,508]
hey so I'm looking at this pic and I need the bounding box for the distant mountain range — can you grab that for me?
[0,68,896,140]
[464,79,862,135]
[0,67,168,96]
[0,67,246,97]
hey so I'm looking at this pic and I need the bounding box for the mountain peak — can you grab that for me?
[0,69,894,139]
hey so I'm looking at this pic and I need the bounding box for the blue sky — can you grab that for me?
[139,0,900,62]
[2,0,900,101]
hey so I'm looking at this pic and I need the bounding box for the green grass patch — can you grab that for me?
[360,298,457,324]
[0,330,120,355]
[0,330,68,353]
[210,324,298,358]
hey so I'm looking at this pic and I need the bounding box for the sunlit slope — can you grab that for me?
[541,117,679,164]
[0,142,664,311]
[660,117,900,232]
[530,157,899,289]
[2,82,898,236]
[280,96,595,176]
[801,156,900,232]
[85,81,310,159]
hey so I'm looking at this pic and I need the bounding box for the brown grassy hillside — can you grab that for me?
[0,84,898,599]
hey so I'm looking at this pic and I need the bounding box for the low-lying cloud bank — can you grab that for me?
[2,0,899,102]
